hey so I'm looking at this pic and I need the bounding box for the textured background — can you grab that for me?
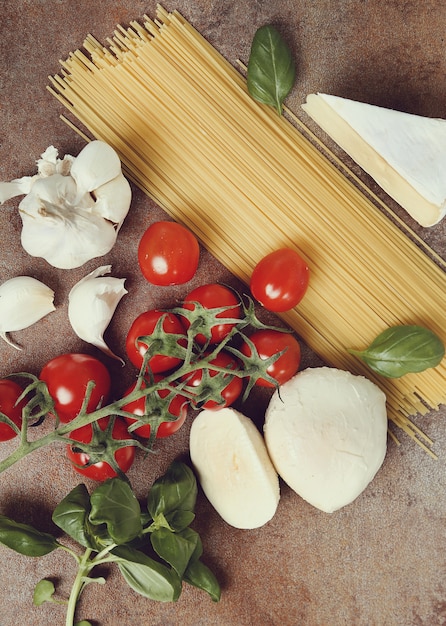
[1,1,445,625]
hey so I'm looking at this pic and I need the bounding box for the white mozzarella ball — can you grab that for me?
[264,367,388,513]
[190,407,280,529]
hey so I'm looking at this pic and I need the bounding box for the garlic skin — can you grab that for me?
[0,276,56,349]
[0,141,131,269]
[68,265,127,362]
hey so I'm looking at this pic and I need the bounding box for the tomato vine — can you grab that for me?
[0,292,298,476]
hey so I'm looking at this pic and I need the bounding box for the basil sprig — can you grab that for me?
[247,24,296,114]
[349,325,445,378]
[0,461,220,625]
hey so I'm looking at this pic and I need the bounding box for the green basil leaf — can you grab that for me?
[350,325,445,378]
[247,24,295,114]
[0,514,59,557]
[52,484,110,551]
[52,484,95,549]
[181,529,220,601]
[89,478,142,545]
[75,622,93,626]
[187,529,203,561]
[184,558,221,602]
[165,509,195,532]
[33,579,56,606]
[148,462,197,519]
[150,527,199,578]
[112,544,182,602]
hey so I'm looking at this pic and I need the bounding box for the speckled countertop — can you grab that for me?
[1,1,446,625]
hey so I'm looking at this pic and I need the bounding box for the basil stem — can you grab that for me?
[247,24,296,114]
[349,325,445,378]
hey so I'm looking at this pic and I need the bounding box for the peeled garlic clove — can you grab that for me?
[70,141,122,195]
[92,173,132,229]
[0,276,56,349]
[68,265,127,362]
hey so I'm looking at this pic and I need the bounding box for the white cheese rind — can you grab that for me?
[302,93,446,226]
[264,367,387,513]
[189,407,280,529]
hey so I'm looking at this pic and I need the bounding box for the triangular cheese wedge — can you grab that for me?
[302,93,446,227]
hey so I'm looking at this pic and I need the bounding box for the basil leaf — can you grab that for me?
[89,478,142,545]
[113,544,181,602]
[181,530,220,601]
[184,558,221,602]
[148,462,197,519]
[247,24,295,114]
[350,325,445,378]
[165,509,195,533]
[187,530,203,561]
[52,484,95,549]
[150,527,199,578]
[0,514,59,557]
[33,579,56,606]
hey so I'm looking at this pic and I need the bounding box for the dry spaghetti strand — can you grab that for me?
[48,7,446,456]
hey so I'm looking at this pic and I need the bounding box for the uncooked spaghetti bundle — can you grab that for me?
[48,7,446,454]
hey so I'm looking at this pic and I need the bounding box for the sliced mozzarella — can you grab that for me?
[264,367,387,513]
[189,407,280,529]
[302,93,446,226]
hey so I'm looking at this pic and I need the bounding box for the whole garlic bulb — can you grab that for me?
[0,141,132,269]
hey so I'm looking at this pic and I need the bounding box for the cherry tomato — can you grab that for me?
[126,309,187,374]
[250,248,309,312]
[138,221,200,286]
[182,283,242,345]
[240,330,301,387]
[40,354,111,423]
[181,350,243,410]
[122,376,188,438]
[0,380,26,441]
[66,416,135,481]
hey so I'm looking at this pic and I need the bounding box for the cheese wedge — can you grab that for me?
[302,93,446,227]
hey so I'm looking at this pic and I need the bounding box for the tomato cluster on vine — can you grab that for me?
[0,221,309,484]
[0,283,301,482]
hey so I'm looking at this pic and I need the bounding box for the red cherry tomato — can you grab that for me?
[66,416,135,481]
[0,380,26,441]
[138,221,200,286]
[182,283,242,345]
[240,330,301,387]
[125,309,187,374]
[181,350,243,410]
[122,376,188,439]
[40,354,111,423]
[250,248,309,312]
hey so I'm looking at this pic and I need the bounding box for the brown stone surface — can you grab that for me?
[1,1,445,625]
